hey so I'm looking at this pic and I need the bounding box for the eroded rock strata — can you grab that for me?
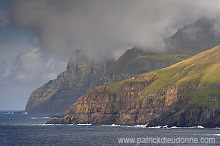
[26,49,184,114]
[48,73,219,127]
[47,46,220,128]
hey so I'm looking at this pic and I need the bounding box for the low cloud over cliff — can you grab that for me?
[11,0,220,60]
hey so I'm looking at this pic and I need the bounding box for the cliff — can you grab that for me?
[48,45,220,127]
[26,49,184,114]
[25,54,114,113]
[91,48,187,88]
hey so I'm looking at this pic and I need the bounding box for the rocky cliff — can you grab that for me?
[91,48,187,88]
[26,49,184,114]
[25,54,114,113]
[27,44,190,114]
[48,45,220,127]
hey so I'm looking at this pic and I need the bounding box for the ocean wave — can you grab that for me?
[206,134,220,137]
[134,124,148,128]
[31,117,50,119]
[191,125,204,128]
[101,124,121,127]
[148,125,169,129]
[77,123,92,126]
[4,112,14,114]
[148,125,205,129]
[3,111,27,114]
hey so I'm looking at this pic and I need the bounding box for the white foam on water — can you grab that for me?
[77,123,92,126]
[31,117,50,119]
[134,125,148,128]
[212,134,220,136]
[110,124,121,127]
[148,126,162,129]
[148,125,169,129]
[193,125,204,128]
[171,126,178,128]
[4,112,14,114]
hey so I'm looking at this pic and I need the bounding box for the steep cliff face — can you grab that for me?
[25,56,113,114]
[60,72,184,125]
[26,49,184,114]
[91,48,187,88]
[48,45,220,127]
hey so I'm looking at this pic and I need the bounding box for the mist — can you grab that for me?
[11,0,220,61]
[1,0,220,110]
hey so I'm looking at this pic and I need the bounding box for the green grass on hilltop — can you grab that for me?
[139,45,220,109]
[92,45,220,109]
[105,48,187,75]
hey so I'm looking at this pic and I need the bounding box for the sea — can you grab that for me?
[0,111,220,146]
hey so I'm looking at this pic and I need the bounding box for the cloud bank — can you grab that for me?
[11,0,220,60]
[2,0,220,110]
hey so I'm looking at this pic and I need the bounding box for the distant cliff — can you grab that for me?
[26,48,184,114]
[25,54,114,114]
[48,45,220,128]
[91,48,187,88]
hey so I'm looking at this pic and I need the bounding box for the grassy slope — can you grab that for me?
[140,45,220,109]
[105,48,189,75]
[108,45,220,110]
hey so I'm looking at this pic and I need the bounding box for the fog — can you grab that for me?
[12,0,220,60]
[1,0,220,110]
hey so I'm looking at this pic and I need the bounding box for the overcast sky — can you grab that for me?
[1,0,220,110]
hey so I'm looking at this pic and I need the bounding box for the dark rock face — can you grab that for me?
[48,73,181,125]
[150,106,220,128]
[26,49,184,114]
[91,48,186,89]
[25,58,114,114]
[47,75,220,127]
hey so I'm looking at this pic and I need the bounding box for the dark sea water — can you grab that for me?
[0,111,220,146]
